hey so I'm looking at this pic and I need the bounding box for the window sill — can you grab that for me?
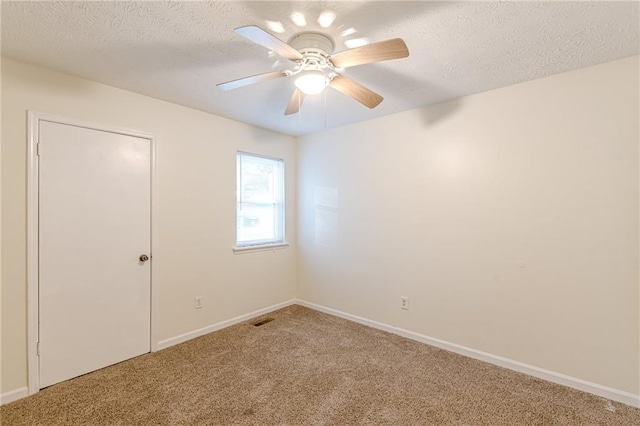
[232,242,290,254]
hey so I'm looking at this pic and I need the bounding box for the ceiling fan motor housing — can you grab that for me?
[288,32,335,57]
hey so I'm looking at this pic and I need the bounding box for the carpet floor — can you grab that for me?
[2,305,639,425]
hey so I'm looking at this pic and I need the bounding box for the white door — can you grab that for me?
[38,120,151,388]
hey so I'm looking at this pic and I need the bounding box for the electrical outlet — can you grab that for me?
[401,296,409,310]
[195,296,203,310]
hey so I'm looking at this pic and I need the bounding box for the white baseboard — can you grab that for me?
[1,387,29,406]
[156,299,296,350]
[295,299,640,409]
[6,299,638,409]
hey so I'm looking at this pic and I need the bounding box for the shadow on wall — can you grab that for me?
[362,63,462,126]
[420,97,462,126]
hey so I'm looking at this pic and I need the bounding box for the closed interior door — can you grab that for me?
[38,120,151,388]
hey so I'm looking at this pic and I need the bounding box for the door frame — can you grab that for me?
[26,111,160,395]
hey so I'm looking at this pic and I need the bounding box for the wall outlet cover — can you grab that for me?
[401,296,409,310]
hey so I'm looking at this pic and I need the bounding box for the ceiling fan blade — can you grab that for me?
[235,26,303,61]
[284,88,305,115]
[329,75,383,109]
[217,70,288,91]
[330,38,409,69]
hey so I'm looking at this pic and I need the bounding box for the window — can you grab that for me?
[236,152,285,249]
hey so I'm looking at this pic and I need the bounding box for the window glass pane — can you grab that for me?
[236,152,284,247]
[237,203,275,242]
[240,155,276,204]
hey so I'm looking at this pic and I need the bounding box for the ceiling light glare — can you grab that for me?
[266,20,285,33]
[344,37,369,48]
[317,11,336,28]
[291,12,307,27]
[295,71,327,95]
[340,27,356,37]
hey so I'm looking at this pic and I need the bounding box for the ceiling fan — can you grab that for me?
[217,26,410,115]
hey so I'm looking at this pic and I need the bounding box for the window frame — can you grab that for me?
[234,151,287,252]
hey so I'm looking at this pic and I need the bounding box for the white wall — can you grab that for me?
[2,54,639,401]
[1,57,297,394]
[297,56,639,395]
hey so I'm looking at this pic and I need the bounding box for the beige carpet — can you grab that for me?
[2,305,639,425]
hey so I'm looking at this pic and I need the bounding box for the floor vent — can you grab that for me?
[251,318,275,327]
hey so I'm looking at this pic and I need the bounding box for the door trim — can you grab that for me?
[27,111,159,395]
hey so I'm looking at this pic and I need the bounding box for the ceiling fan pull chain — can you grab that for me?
[324,88,327,130]
[298,93,302,134]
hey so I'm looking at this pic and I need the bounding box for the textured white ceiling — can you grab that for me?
[2,1,638,136]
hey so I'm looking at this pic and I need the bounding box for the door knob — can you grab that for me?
[139,254,150,262]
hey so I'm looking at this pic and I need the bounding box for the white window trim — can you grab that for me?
[232,242,290,254]
[236,151,286,251]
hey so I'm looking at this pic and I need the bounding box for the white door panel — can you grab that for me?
[39,121,151,388]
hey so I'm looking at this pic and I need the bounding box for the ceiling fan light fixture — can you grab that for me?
[295,70,327,95]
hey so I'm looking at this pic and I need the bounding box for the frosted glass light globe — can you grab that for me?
[295,71,327,95]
